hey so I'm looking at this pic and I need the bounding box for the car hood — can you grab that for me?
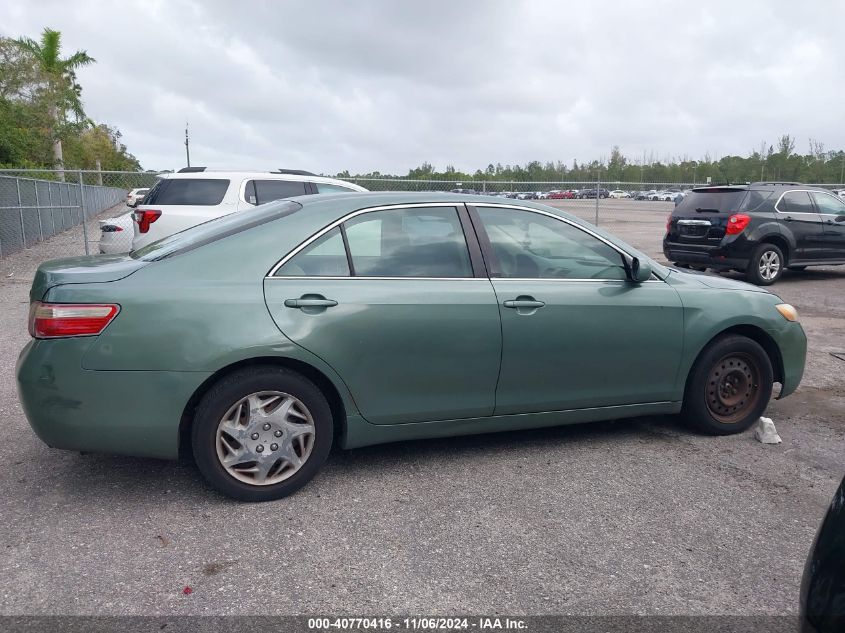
[667,267,771,293]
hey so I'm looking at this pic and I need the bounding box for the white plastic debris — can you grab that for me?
[754,417,782,444]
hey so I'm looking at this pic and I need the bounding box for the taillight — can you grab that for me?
[133,208,161,233]
[28,302,120,338]
[726,213,751,235]
[666,213,673,233]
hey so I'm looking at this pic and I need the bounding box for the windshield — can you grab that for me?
[131,200,302,261]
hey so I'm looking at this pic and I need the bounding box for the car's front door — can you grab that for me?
[775,190,825,260]
[263,204,502,425]
[810,191,845,260]
[470,205,685,415]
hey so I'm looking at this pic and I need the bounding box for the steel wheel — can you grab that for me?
[215,391,315,486]
[705,353,762,425]
[758,250,781,281]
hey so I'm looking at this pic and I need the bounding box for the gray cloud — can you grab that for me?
[3,0,844,173]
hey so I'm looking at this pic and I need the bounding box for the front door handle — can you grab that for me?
[284,297,338,309]
[503,297,545,309]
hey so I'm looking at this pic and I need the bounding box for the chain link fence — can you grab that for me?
[2,169,843,279]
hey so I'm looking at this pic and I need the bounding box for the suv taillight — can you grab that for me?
[28,302,120,338]
[666,213,673,233]
[726,214,751,235]
[133,208,161,233]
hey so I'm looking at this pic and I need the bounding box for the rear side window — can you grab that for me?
[316,183,357,194]
[245,180,308,205]
[142,179,229,205]
[777,191,815,214]
[674,189,748,215]
[276,227,349,276]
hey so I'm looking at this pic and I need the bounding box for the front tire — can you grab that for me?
[191,366,333,501]
[746,243,785,285]
[681,335,773,435]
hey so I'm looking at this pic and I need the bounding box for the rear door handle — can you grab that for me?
[284,298,338,308]
[784,216,794,222]
[503,299,545,309]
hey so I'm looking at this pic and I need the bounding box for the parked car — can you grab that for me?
[131,168,368,251]
[516,191,537,200]
[450,188,477,195]
[578,188,610,199]
[98,213,135,254]
[800,474,845,633]
[548,190,573,199]
[535,191,549,200]
[664,182,845,285]
[609,190,631,199]
[125,188,149,207]
[18,193,806,501]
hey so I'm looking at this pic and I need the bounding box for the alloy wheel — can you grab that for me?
[758,250,781,281]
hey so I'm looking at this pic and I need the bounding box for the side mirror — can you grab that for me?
[626,256,652,283]
[835,215,845,223]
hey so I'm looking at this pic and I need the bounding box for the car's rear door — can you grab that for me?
[263,203,502,425]
[775,190,825,260]
[470,204,684,414]
[809,191,845,260]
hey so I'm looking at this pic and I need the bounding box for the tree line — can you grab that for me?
[337,137,845,186]
[0,28,140,178]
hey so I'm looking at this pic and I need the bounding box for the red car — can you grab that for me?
[548,190,575,199]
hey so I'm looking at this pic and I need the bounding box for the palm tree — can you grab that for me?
[14,28,95,180]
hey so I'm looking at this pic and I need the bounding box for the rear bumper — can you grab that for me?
[16,338,210,460]
[663,238,749,270]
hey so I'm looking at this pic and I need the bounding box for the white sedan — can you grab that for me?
[98,212,135,254]
[125,188,150,207]
[609,190,631,199]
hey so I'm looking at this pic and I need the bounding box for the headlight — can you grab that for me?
[776,303,799,322]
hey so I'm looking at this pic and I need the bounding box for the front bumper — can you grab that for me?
[16,338,211,460]
[770,321,807,399]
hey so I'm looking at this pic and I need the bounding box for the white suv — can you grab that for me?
[131,168,367,251]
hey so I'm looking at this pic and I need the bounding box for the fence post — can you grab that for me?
[595,175,600,226]
[78,170,89,255]
[34,182,44,241]
[16,177,26,248]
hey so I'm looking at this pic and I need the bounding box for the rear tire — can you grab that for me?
[745,243,785,285]
[191,366,333,502]
[681,335,773,435]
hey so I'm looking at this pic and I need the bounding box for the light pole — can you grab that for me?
[185,122,191,168]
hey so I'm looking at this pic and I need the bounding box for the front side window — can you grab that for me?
[275,227,349,277]
[811,191,845,216]
[777,191,815,214]
[476,207,627,280]
[344,207,473,277]
[245,179,309,205]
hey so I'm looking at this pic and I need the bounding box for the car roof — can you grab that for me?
[156,170,367,190]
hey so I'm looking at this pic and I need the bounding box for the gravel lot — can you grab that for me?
[0,199,842,616]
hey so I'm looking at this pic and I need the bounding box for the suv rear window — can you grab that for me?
[673,189,748,215]
[143,178,229,205]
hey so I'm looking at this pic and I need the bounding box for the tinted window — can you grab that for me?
[476,207,626,280]
[811,192,845,215]
[344,207,472,278]
[674,189,748,215]
[316,183,357,194]
[275,227,349,277]
[778,191,815,214]
[247,180,308,205]
[142,178,229,205]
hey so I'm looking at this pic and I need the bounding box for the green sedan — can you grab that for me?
[16,193,807,501]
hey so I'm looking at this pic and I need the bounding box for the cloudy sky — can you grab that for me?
[3,0,843,174]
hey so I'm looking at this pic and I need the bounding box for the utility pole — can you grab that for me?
[185,121,191,168]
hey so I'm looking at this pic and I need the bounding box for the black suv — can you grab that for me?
[578,188,610,199]
[663,182,845,285]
